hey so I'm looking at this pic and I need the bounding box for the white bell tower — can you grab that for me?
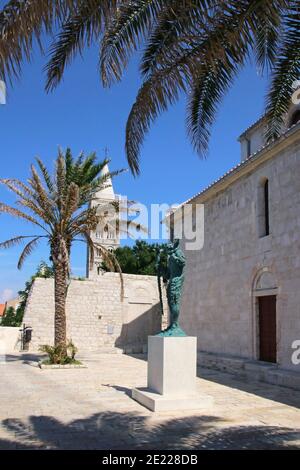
[86,163,120,279]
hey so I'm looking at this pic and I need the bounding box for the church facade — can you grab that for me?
[173,106,300,386]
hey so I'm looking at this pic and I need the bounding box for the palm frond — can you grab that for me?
[0,178,30,200]
[266,5,300,140]
[55,150,67,214]
[0,235,40,250]
[62,182,80,223]
[68,207,98,237]
[186,58,241,156]
[126,0,263,173]
[100,0,165,87]
[45,0,117,92]
[0,0,77,83]
[16,198,52,225]
[140,0,217,78]
[17,236,42,269]
[252,1,287,72]
[0,202,46,230]
[56,149,67,194]
[36,157,54,192]
[0,178,51,222]
[81,230,95,270]
[125,67,188,175]
[65,147,74,183]
[0,178,33,198]
[28,164,55,222]
[79,169,126,207]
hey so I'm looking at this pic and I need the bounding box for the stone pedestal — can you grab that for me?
[132,336,213,412]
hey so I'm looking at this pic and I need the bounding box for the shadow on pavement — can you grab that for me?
[0,412,299,450]
[4,353,44,366]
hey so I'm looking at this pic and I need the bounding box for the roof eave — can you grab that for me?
[238,114,267,141]
[182,122,300,207]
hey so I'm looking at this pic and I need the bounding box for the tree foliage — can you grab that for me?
[0,148,124,352]
[103,240,167,276]
[0,1,299,174]
[0,261,54,327]
[1,307,18,326]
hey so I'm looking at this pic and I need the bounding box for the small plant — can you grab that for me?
[1,307,17,326]
[67,340,78,360]
[39,340,80,365]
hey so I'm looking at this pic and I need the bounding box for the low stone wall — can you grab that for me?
[23,273,168,353]
[198,351,300,390]
[0,327,21,353]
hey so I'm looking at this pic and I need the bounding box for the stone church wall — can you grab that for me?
[23,273,167,354]
[180,138,300,372]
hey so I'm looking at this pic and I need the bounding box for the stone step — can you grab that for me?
[198,351,300,391]
[123,344,147,355]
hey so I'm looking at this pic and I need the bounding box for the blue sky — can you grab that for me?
[0,30,269,301]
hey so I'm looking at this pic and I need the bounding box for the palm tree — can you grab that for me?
[0,1,299,174]
[0,148,124,355]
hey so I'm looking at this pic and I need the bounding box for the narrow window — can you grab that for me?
[246,138,251,158]
[257,178,270,237]
[264,180,270,236]
[170,226,174,242]
[169,212,175,242]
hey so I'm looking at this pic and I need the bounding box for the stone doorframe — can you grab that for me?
[251,267,278,360]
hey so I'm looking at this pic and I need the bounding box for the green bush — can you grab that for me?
[1,307,21,327]
[39,340,79,365]
[0,261,55,329]
[102,240,168,275]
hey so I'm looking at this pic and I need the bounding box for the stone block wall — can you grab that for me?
[180,138,300,372]
[0,327,21,353]
[23,273,167,353]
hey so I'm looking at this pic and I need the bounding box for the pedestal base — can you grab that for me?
[131,336,213,412]
[132,387,213,412]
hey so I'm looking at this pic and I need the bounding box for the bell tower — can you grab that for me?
[86,163,120,279]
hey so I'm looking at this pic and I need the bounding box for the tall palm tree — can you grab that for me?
[0,1,299,174]
[0,148,124,353]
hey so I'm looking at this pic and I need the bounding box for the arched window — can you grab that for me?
[289,110,300,127]
[257,178,270,237]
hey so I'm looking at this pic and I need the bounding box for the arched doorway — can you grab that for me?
[252,269,278,363]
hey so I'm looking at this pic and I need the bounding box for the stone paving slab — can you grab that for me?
[0,352,299,449]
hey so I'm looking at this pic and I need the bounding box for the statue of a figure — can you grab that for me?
[156,239,186,337]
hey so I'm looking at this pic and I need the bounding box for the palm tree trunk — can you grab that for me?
[54,261,67,348]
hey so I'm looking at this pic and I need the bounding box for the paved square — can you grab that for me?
[0,352,299,449]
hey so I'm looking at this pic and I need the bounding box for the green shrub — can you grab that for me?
[1,307,20,327]
[67,340,78,359]
[101,240,168,275]
[39,340,79,365]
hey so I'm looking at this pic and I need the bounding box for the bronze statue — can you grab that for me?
[156,239,186,336]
